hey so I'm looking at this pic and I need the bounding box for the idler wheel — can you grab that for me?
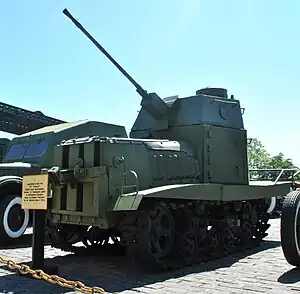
[82,227,110,247]
[240,221,254,247]
[126,202,175,269]
[147,203,175,259]
[179,232,197,264]
[205,228,221,255]
[221,227,236,253]
[281,190,300,266]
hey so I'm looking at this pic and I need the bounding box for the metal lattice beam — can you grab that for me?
[0,102,66,135]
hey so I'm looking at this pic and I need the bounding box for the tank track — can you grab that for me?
[44,211,82,254]
[45,198,271,271]
[44,211,124,256]
[118,198,270,271]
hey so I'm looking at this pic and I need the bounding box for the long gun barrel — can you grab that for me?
[62,8,169,121]
[62,8,147,98]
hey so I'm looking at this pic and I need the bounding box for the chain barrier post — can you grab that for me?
[31,209,58,274]
[32,209,45,270]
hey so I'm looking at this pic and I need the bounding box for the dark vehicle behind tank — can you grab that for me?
[0,104,65,242]
[0,138,11,162]
[36,9,293,271]
[0,119,126,241]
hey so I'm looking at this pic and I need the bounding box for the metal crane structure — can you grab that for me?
[0,101,65,135]
[0,101,65,161]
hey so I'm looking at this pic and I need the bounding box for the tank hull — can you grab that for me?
[43,136,291,270]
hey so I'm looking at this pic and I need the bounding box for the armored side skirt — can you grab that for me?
[113,182,291,211]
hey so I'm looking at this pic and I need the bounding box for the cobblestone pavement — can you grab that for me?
[0,218,300,293]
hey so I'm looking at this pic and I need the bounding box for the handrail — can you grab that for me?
[249,168,300,183]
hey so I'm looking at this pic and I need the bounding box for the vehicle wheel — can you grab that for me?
[0,194,30,241]
[281,190,300,266]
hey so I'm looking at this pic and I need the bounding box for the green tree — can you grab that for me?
[247,138,299,181]
[247,138,271,169]
[269,152,294,169]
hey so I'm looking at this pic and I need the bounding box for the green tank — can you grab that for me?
[40,8,293,270]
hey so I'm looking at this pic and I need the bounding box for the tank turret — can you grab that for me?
[63,9,244,141]
[63,8,247,184]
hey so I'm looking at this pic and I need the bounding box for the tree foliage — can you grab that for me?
[247,138,271,169]
[247,138,299,181]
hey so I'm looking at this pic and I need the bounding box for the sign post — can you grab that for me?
[22,173,58,275]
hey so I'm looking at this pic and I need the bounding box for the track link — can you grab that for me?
[44,211,124,256]
[118,199,271,271]
[45,198,271,271]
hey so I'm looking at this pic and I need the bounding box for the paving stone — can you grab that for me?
[0,219,298,293]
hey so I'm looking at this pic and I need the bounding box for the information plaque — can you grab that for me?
[21,174,49,210]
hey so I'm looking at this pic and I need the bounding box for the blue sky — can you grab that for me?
[0,1,299,165]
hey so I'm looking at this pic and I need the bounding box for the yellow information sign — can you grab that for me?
[22,174,49,210]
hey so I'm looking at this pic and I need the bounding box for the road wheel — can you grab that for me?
[0,194,30,241]
[281,190,300,266]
